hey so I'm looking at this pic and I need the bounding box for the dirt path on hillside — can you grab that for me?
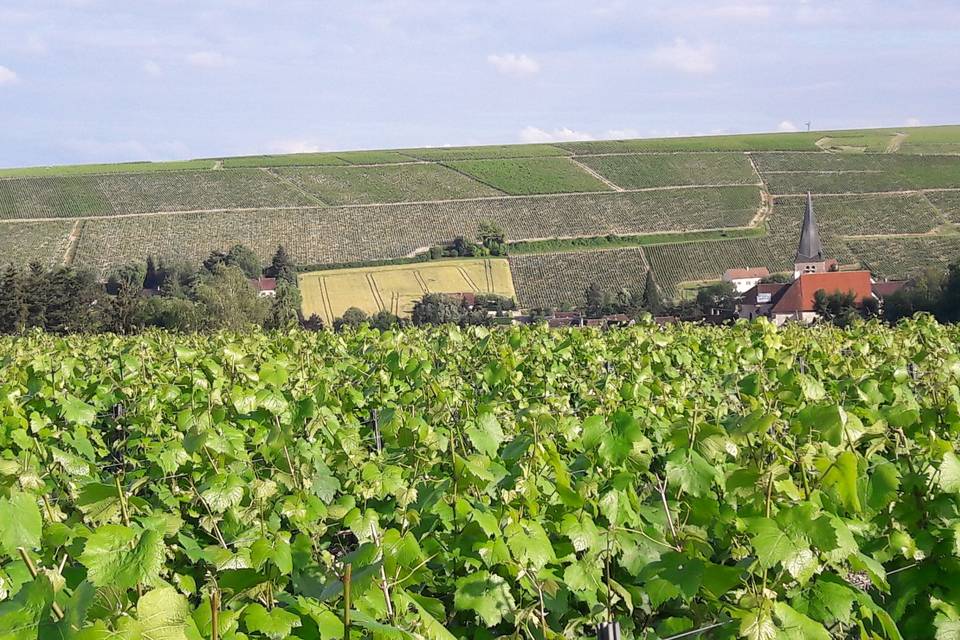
[886,132,908,153]
[62,220,85,265]
[569,158,624,191]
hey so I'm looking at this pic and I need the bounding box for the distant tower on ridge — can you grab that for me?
[793,192,836,278]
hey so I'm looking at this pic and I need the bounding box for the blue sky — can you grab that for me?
[0,0,958,167]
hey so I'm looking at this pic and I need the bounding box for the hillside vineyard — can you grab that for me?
[2,125,960,308]
[0,319,958,637]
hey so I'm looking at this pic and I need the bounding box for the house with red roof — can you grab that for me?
[738,193,878,325]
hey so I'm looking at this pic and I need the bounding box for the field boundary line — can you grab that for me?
[260,168,328,206]
[773,188,960,198]
[436,162,510,196]
[413,270,430,293]
[568,157,624,191]
[485,260,494,292]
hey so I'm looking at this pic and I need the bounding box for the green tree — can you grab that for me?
[144,255,161,289]
[107,263,147,295]
[695,282,737,315]
[477,221,507,255]
[584,283,605,318]
[265,281,303,330]
[412,294,466,325]
[265,245,298,284]
[0,266,26,333]
[194,265,269,330]
[642,270,662,314]
[369,310,401,331]
[334,307,368,330]
[227,245,263,279]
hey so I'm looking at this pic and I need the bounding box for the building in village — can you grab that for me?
[722,267,770,293]
[739,193,885,325]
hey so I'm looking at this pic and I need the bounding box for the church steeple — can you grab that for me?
[793,192,835,279]
[795,192,824,263]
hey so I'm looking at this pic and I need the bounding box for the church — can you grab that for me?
[738,193,876,324]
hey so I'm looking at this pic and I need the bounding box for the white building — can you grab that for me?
[722,267,770,293]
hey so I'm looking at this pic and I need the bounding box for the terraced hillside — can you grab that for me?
[2,124,960,308]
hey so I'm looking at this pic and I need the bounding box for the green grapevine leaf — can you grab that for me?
[466,412,505,457]
[0,574,54,640]
[454,571,514,626]
[243,604,301,640]
[773,602,830,639]
[79,525,164,591]
[939,453,960,494]
[0,491,42,558]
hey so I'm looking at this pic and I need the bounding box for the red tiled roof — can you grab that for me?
[723,267,770,280]
[771,271,873,314]
[872,281,908,298]
[249,276,277,292]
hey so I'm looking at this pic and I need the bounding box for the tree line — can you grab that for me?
[0,245,302,334]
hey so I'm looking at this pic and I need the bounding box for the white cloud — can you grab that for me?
[650,38,717,74]
[143,60,162,77]
[0,65,19,85]
[905,117,922,127]
[604,128,641,139]
[268,139,328,154]
[519,126,594,143]
[186,51,233,69]
[487,53,540,76]
[778,120,799,132]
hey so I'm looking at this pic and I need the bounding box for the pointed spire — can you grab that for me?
[795,192,824,262]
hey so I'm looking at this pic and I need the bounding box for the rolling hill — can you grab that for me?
[2,124,960,310]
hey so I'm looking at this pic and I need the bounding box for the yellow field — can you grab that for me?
[299,259,516,324]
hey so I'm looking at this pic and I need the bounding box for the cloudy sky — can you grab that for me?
[0,0,958,167]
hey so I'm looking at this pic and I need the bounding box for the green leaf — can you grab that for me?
[454,571,515,627]
[0,575,53,640]
[466,412,505,457]
[746,518,806,570]
[201,474,245,512]
[0,491,42,558]
[820,451,862,513]
[665,450,718,497]
[399,589,457,640]
[61,396,96,426]
[581,415,606,449]
[939,453,960,494]
[867,461,901,511]
[79,525,164,591]
[243,604,301,640]
[740,608,776,640]
[505,521,556,569]
[136,587,192,640]
[773,602,830,640]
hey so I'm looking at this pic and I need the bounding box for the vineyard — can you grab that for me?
[64,187,761,277]
[576,153,759,189]
[401,143,568,161]
[643,238,791,298]
[753,154,960,194]
[844,236,960,279]
[273,165,501,205]
[0,220,75,266]
[925,191,960,223]
[768,193,946,237]
[1,321,959,638]
[0,170,315,219]
[445,158,612,195]
[509,248,649,309]
[1,124,960,300]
